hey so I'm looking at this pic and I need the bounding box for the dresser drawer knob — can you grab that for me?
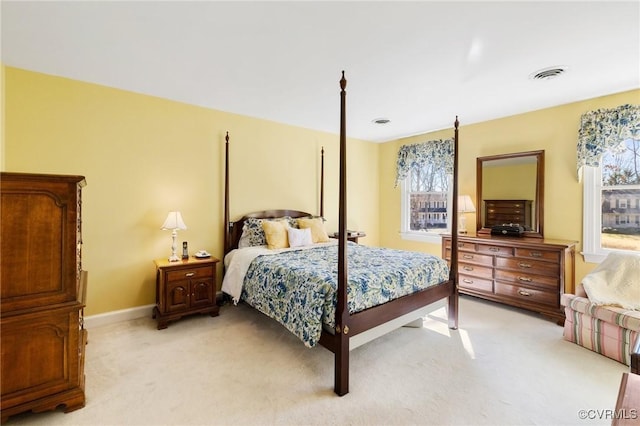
[518,262,532,268]
[518,289,532,296]
[518,276,532,282]
[463,266,474,271]
[462,279,474,284]
[185,272,195,277]
[463,254,474,259]
[530,252,543,258]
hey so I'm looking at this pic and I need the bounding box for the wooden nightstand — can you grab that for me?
[153,257,220,329]
[330,231,366,244]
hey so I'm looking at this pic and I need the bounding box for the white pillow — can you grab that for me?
[288,227,313,248]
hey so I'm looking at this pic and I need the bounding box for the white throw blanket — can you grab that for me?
[582,252,640,310]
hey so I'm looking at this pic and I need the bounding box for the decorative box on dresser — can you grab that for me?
[442,233,576,325]
[484,199,533,229]
[1,172,88,423]
[153,257,220,329]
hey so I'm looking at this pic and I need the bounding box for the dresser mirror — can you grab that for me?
[476,150,545,238]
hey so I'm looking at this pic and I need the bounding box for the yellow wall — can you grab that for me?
[483,163,536,200]
[482,163,537,227]
[379,88,640,287]
[2,66,379,315]
[3,65,639,315]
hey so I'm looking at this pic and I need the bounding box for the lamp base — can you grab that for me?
[168,230,180,262]
[458,213,468,234]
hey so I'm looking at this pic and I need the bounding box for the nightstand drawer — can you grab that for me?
[166,266,214,282]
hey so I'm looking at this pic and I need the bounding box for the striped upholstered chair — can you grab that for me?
[631,336,639,374]
[562,283,640,366]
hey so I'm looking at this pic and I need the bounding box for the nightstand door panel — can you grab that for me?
[190,279,214,308]
[166,281,190,313]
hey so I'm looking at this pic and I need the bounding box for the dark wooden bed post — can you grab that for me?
[449,118,460,329]
[320,146,325,218]
[221,75,459,396]
[335,71,350,396]
[224,131,231,255]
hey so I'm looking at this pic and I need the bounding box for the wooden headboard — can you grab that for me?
[225,209,313,254]
[223,132,324,256]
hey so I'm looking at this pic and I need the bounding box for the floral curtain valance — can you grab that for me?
[577,104,640,181]
[395,138,454,187]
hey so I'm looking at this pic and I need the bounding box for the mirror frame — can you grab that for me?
[476,150,545,238]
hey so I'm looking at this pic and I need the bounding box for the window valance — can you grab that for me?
[395,139,454,187]
[577,104,640,181]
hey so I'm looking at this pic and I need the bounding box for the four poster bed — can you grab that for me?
[221,72,460,396]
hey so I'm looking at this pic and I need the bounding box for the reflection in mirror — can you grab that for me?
[476,150,544,238]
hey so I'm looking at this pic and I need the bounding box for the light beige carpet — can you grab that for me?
[8,296,628,425]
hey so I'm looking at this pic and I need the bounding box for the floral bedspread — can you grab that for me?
[239,243,449,347]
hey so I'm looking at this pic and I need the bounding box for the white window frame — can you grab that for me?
[400,174,453,244]
[582,165,640,263]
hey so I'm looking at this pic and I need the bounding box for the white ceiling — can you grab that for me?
[2,1,639,142]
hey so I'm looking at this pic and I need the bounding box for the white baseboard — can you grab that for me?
[84,304,154,329]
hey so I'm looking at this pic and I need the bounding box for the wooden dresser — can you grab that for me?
[484,199,533,229]
[442,234,576,324]
[1,172,87,423]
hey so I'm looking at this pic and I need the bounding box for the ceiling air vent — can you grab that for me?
[530,66,567,81]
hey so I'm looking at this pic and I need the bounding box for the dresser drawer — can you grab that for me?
[486,201,529,209]
[441,235,575,324]
[514,248,560,263]
[495,282,558,308]
[459,252,493,266]
[486,213,527,224]
[476,244,514,257]
[444,240,476,252]
[494,269,558,288]
[459,274,493,293]
[495,257,559,277]
[166,266,214,282]
[459,263,493,279]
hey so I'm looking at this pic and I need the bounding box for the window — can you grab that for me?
[582,138,640,262]
[578,104,640,263]
[396,139,454,243]
[400,168,452,242]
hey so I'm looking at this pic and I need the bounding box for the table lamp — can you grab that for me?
[458,195,476,234]
[161,211,187,261]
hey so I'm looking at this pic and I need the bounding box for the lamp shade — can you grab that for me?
[161,211,187,230]
[458,195,476,213]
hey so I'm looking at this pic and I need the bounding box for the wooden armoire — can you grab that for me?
[1,172,87,423]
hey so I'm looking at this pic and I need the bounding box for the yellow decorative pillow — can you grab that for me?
[262,220,289,249]
[296,217,330,243]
